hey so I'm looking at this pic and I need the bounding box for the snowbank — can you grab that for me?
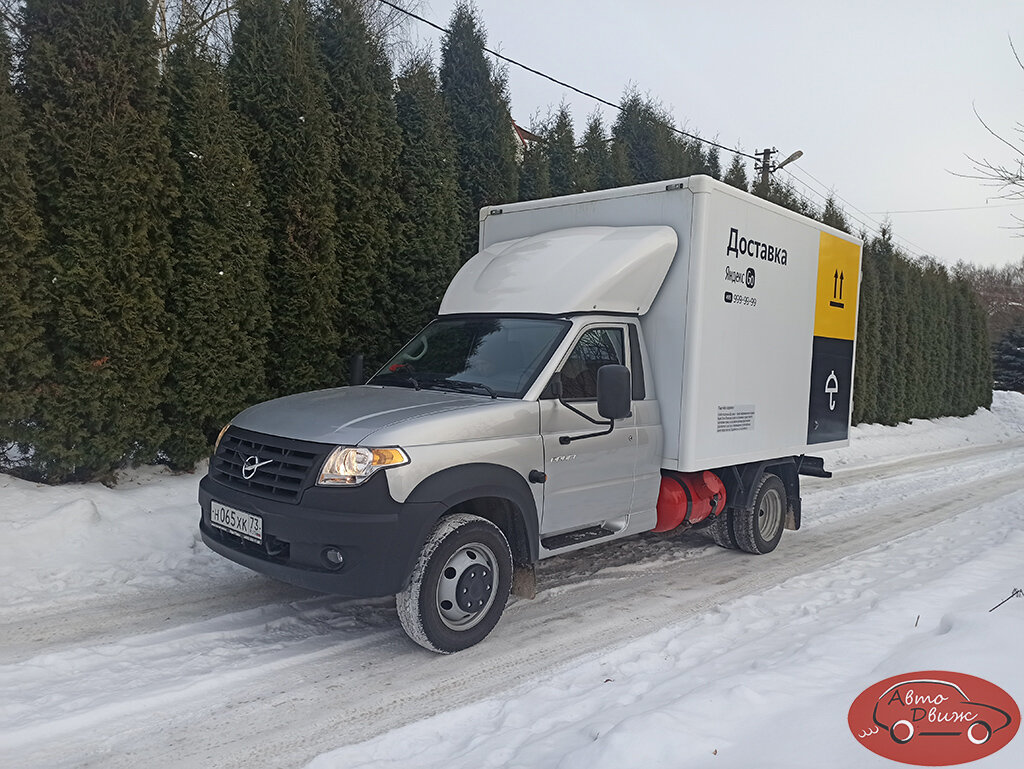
[0,461,237,614]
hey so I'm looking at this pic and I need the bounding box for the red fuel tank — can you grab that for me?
[654,470,727,532]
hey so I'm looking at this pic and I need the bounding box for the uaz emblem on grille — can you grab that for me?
[241,455,273,480]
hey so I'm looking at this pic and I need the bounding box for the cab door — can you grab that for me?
[539,324,638,535]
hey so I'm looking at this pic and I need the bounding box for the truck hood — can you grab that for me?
[231,385,499,446]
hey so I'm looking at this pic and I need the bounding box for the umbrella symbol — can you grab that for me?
[825,371,839,411]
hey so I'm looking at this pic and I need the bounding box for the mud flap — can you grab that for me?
[511,564,537,599]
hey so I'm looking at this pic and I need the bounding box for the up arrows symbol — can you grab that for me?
[833,270,845,300]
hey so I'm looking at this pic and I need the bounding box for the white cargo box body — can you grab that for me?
[477,175,862,471]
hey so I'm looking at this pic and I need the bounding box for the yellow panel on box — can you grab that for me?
[813,232,860,341]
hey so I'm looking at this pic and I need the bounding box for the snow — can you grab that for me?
[0,461,236,615]
[1,392,1023,768]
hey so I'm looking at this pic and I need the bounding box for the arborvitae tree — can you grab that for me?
[704,144,722,180]
[607,139,633,188]
[821,195,851,233]
[392,52,461,348]
[20,0,176,482]
[672,135,707,178]
[0,24,50,464]
[852,252,881,424]
[899,259,926,418]
[993,322,1024,392]
[611,89,678,183]
[577,112,610,192]
[870,226,906,424]
[316,0,403,372]
[943,276,967,414]
[969,284,994,409]
[545,104,578,196]
[918,261,949,417]
[518,138,551,201]
[229,0,340,396]
[765,178,817,219]
[723,153,749,192]
[440,1,518,260]
[161,36,271,469]
[951,277,979,416]
[0,24,50,466]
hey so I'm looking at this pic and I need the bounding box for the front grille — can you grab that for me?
[212,427,324,502]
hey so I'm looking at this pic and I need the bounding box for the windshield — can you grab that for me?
[369,316,570,398]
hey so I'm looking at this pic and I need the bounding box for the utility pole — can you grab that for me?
[755,147,776,196]
[754,148,804,198]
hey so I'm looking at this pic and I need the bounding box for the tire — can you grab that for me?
[705,509,737,550]
[396,513,513,654]
[733,473,786,554]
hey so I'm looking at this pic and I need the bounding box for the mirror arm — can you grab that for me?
[558,397,612,427]
[559,419,615,445]
[557,396,615,444]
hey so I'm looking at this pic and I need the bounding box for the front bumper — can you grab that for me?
[199,470,445,597]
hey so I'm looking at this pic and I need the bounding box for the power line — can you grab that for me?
[776,168,884,240]
[374,0,760,162]
[378,0,957,263]
[867,202,1024,214]
[779,166,937,260]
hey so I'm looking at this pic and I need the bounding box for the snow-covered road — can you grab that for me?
[2,394,1023,768]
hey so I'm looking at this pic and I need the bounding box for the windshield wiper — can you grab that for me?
[420,377,497,399]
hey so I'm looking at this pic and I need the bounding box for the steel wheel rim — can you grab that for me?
[758,488,783,540]
[436,542,499,631]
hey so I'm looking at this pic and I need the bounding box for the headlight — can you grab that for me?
[317,446,409,486]
[214,423,231,451]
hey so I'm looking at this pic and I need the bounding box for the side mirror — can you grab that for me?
[349,353,364,386]
[597,364,631,420]
[545,372,563,400]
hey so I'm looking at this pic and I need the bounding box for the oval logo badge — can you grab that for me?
[849,670,1019,765]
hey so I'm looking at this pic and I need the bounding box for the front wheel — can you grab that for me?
[397,513,513,653]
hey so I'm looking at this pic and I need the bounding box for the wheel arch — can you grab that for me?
[716,457,802,530]
[406,463,540,566]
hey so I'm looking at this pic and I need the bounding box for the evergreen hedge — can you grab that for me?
[0,0,997,482]
[18,0,176,482]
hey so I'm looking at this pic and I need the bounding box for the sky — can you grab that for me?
[403,0,1024,270]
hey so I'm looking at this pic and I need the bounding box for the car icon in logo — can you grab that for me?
[872,679,1013,746]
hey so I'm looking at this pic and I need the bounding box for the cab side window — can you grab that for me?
[560,328,625,400]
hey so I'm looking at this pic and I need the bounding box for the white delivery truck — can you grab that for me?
[199,175,862,652]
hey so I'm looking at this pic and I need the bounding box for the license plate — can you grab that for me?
[210,501,263,544]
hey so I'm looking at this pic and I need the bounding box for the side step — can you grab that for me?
[541,525,616,551]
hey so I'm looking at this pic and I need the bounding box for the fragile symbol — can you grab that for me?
[825,370,839,410]
[831,270,845,309]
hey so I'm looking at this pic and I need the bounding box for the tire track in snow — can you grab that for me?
[5,441,1023,769]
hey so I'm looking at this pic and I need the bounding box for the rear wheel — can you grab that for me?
[705,509,737,549]
[734,473,786,554]
[397,513,513,653]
